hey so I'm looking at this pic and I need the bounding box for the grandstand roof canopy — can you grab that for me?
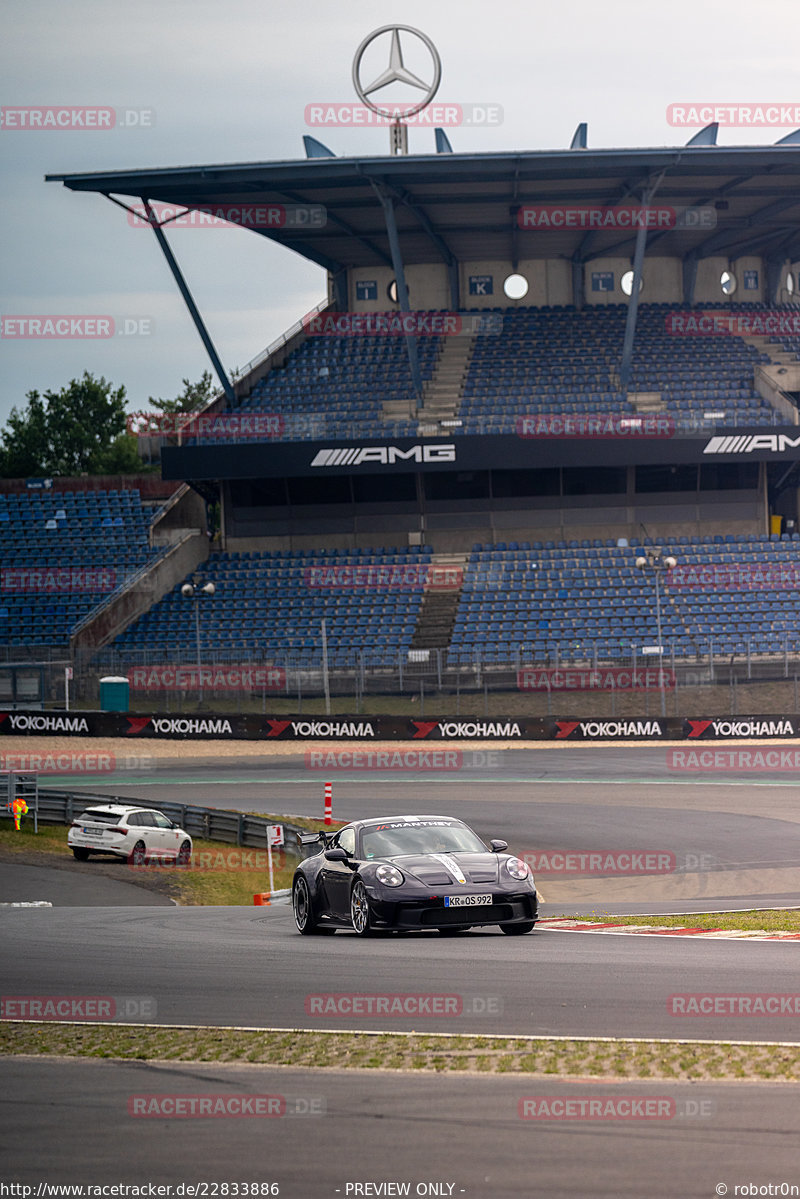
[47,146,800,273]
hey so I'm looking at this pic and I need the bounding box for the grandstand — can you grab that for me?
[0,487,162,649]
[20,136,800,704]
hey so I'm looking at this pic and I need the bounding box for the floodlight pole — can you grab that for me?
[321,619,331,716]
[635,548,677,718]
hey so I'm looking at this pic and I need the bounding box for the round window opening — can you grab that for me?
[503,273,529,300]
[621,270,644,296]
[720,270,737,295]
[387,280,408,304]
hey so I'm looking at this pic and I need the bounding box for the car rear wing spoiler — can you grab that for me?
[299,830,336,847]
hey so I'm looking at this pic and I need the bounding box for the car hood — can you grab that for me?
[386,852,502,886]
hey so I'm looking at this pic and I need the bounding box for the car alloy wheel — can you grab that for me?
[350,879,372,936]
[129,840,147,867]
[293,875,315,934]
[177,840,191,866]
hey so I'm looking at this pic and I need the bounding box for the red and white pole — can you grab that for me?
[324,781,332,826]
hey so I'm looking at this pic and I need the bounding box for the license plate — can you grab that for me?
[444,894,492,908]
[83,827,103,835]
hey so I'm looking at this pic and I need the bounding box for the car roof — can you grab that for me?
[79,804,162,815]
[355,815,464,830]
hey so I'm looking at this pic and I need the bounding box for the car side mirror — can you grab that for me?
[490,839,508,853]
[324,847,349,862]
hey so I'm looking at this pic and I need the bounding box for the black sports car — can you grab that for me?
[291,814,538,936]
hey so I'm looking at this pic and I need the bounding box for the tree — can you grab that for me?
[0,390,49,477]
[148,370,217,415]
[0,372,133,477]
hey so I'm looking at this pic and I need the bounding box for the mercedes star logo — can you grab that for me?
[352,25,442,120]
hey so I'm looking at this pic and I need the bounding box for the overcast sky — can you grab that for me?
[1,0,798,428]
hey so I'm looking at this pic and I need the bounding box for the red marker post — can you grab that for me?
[324,782,332,826]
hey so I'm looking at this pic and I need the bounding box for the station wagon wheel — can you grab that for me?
[72,847,90,861]
[129,840,147,867]
[350,879,372,936]
[177,840,191,866]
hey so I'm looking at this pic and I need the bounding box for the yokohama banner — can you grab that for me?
[1,711,798,741]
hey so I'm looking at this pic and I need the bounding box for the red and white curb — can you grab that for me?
[537,919,800,941]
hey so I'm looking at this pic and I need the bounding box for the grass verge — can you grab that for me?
[1,1023,798,1081]
[0,821,299,905]
[554,909,800,932]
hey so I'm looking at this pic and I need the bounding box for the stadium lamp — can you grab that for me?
[181,579,217,703]
[634,547,677,718]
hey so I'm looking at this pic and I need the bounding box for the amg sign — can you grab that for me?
[311,444,456,468]
[703,433,800,455]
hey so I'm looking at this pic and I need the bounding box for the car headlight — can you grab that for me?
[376,864,404,887]
[504,856,530,881]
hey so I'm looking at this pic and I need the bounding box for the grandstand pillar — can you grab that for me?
[375,188,424,406]
[571,261,585,311]
[142,200,236,405]
[765,256,783,305]
[619,215,650,394]
[682,256,698,306]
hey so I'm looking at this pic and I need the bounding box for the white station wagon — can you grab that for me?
[68,804,192,865]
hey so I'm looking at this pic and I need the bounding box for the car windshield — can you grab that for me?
[361,821,487,859]
[78,810,123,823]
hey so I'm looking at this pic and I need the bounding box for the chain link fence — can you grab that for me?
[6,641,800,717]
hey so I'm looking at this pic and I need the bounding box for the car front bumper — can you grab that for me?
[367,890,539,930]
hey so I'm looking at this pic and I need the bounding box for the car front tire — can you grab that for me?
[177,840,191,866]
[350,879,373,936]
[500,921,536,935]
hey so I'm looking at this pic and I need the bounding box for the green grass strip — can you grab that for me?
[554,909,800,932]
[2,1022,799,1081]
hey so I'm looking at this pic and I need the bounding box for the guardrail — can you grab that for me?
[24,788,317,857]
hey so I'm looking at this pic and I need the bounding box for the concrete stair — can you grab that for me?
[409,553,466,650]
[382,333,475,429]
[628,391,665,413]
